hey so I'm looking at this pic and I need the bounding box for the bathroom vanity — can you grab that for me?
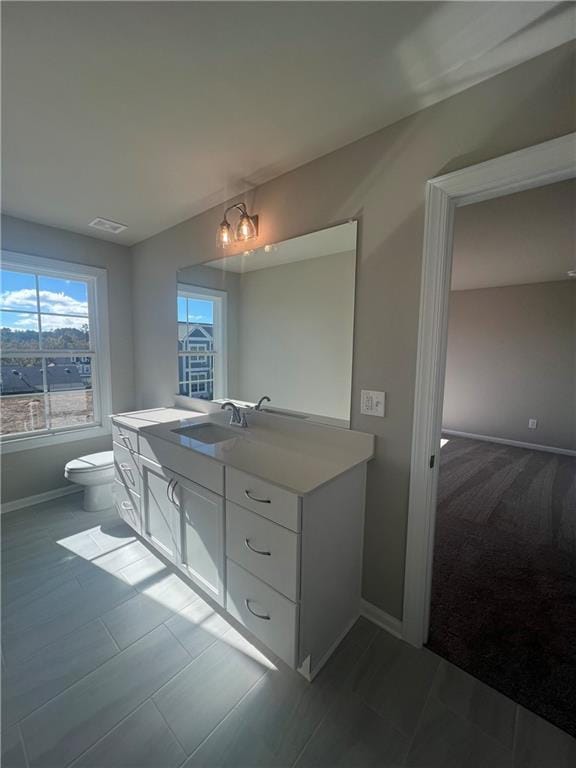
[112,405,373,679]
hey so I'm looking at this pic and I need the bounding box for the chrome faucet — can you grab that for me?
[254,395,271,411]
[221,401,248,428]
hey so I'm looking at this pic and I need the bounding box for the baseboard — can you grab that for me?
[442,430,576,457]
[1,485,80,514]
[360,599,403,640]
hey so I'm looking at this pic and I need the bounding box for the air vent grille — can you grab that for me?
[89,217,127,234]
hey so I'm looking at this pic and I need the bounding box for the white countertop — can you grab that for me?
[113,407,374,495]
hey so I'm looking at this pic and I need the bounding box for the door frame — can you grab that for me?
[402,132,576,647]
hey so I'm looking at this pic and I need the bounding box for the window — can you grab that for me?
[0,251,111,450]
[177,285,227,401]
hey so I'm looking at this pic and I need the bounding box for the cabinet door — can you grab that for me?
[141,459,180,563]
[173,474,224,605]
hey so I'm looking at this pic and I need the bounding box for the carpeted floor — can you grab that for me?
[428,436,576,737]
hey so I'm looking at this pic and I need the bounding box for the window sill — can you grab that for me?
[0,424,111,454]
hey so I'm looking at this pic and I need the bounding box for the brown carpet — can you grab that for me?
[427,436,576,737]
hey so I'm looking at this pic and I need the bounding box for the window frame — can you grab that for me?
[177,283,227,401]
[1,250,112,453]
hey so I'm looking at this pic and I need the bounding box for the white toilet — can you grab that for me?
[64,451,115,512]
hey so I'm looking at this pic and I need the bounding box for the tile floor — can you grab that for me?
[2,493,575,768]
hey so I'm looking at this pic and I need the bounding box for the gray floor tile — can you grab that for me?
[350,630,440,737]
[76,539,150,580]
[3,577,83,633]
[2,568,80,612]
[101,572,199,649]
[1,726,27,768]
[87,520,136,553]
[513,707,576,767]
[3,618,119,725]
[295,693,409,768]
[433,661,517,748]
[181,700,280,768]
[345,616,381,651]
[20,625,190,768]
[118,552,168,587]
[3,572,135,663]
[195,627,374,767]
[153,635,269,755]
[70,700,186,768]
[2,535,57,566]
[405,695,514,768]
[165,598,234,659]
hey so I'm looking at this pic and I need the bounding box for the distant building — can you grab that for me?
[177,323,214,400]
[0,364,83,395]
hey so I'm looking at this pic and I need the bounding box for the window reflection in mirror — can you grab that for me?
[176,221,357,427]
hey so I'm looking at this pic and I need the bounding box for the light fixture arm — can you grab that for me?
[223,202,249,219]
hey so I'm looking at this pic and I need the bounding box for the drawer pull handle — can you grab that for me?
[244,490,271,504]
[119,463,135,481]
[245,538,271,557]
[245,599,270,620]
[120,501,133,511]
[169,479,180,510]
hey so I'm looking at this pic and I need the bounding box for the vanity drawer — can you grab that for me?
[112,422,139,454]
[226,468,300,532]
[139,433,223,495]
[226,559,298,668]
[113,481,141,534]
[113,442,141,496]
[226,502,300,602]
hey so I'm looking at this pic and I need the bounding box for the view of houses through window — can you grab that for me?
[0,263,98,437]
[177,286,226,401]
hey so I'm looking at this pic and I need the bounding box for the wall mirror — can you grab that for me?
[177,221,357,427]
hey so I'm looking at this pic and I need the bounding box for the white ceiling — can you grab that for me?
[204,221,357,273]
[2,2,574,246]
[451,179,576,291]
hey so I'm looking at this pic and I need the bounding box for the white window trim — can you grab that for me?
[1,250,112,453]
[177,283,228,400]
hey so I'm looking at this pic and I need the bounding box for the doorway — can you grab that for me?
[403,134,576,733]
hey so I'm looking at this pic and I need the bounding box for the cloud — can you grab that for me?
[1,289,88,316]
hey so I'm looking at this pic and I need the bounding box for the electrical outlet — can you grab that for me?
[361,390,385,417]
[528,418,538,430]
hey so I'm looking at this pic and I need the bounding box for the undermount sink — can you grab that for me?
[173,423,239,445]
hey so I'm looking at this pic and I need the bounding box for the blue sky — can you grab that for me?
[177,296,213,325]
[0,269,89,330]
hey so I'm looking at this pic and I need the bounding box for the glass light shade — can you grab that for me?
[235,213,257,242]
[217,218,233,248]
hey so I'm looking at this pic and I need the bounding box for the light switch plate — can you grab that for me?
[361,390,385,417]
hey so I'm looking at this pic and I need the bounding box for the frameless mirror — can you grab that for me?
[177,221,357,426]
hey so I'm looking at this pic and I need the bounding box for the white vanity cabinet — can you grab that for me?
[111,410,371,681]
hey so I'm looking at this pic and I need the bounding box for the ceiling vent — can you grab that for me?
[89,217,127,234]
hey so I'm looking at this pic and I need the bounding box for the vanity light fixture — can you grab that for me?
[217,203,258,248]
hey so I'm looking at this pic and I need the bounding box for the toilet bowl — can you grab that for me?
[64,451,115,512]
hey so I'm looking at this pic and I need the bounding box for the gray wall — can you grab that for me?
[443,282,576,450]
[1,215,135,503]
[237,251,355,420]
[131,42,576,620]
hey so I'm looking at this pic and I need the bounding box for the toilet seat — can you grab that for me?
[65,451,114,474]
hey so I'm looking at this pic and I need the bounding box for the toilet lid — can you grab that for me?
[66,451,114,473]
